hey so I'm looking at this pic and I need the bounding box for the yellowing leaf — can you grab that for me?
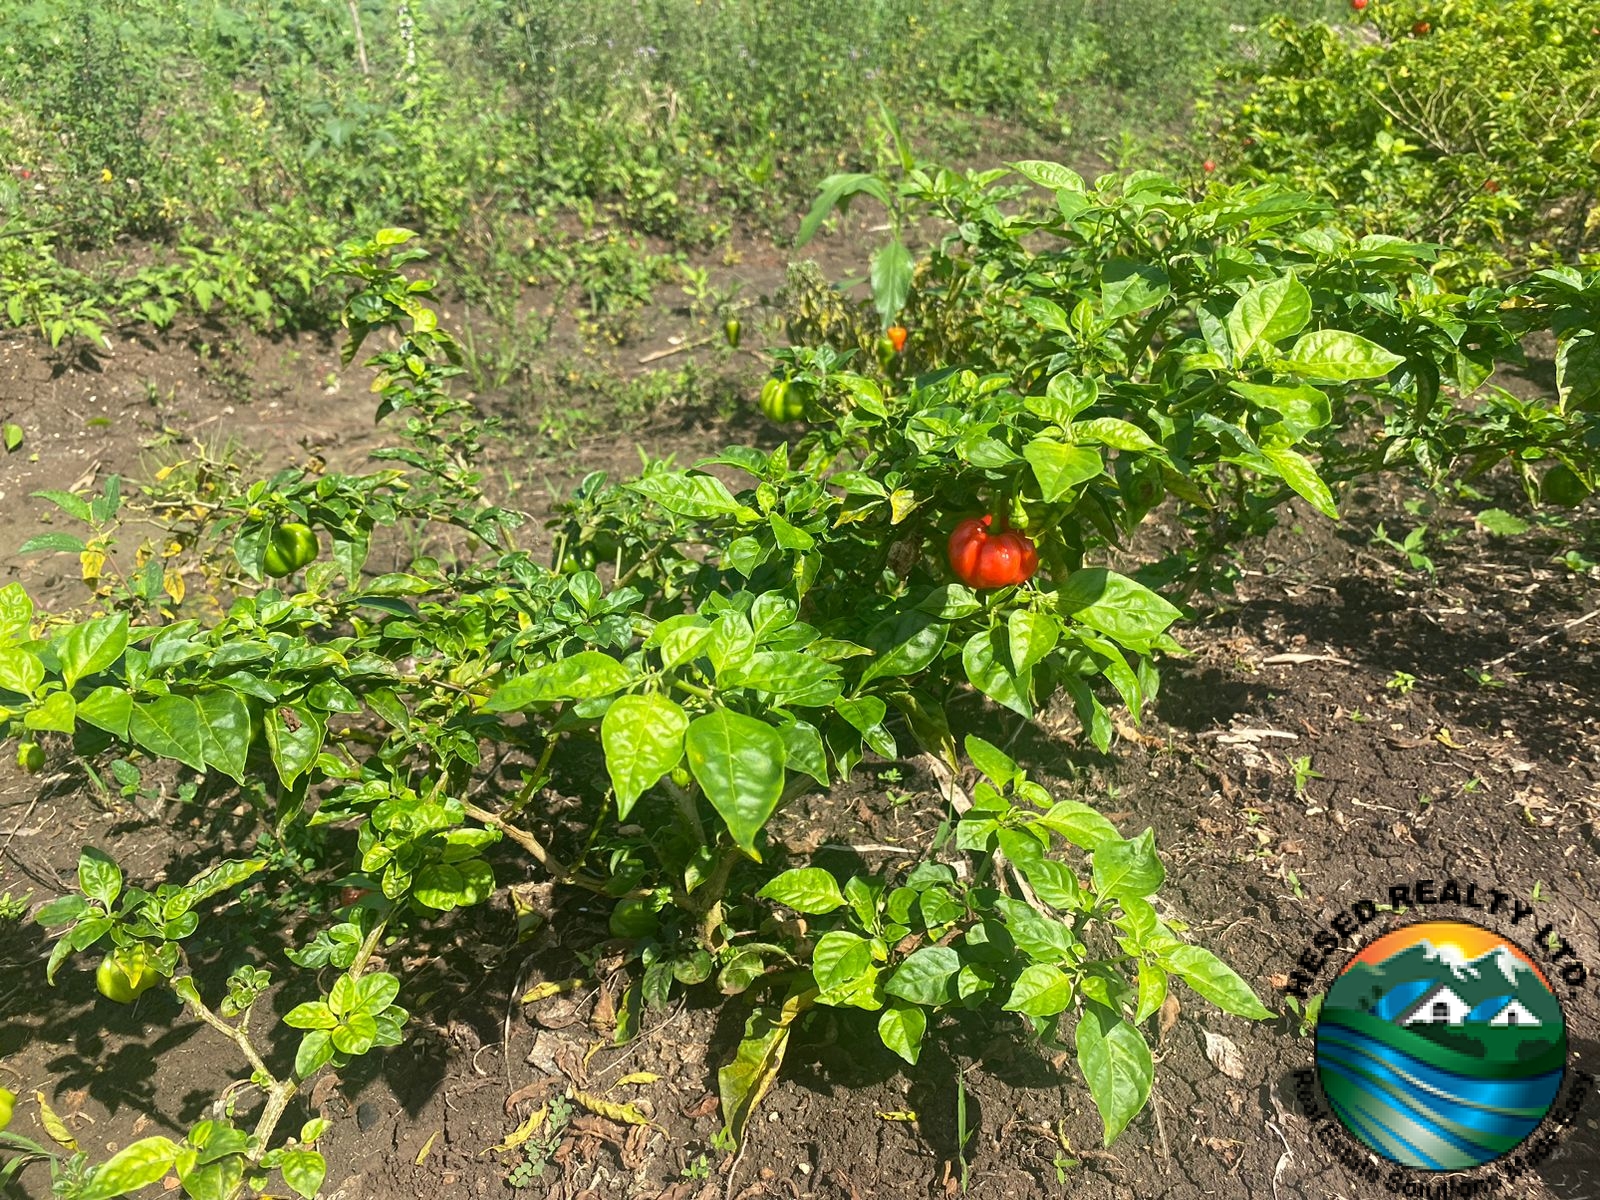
[415,1130,439,1165]
[163,569,186,605]
[876,1109,918,1121]
[570,1090,652,1127]
[610,1072,660,1089]
[79,551,105,582]
[35,1092,77,1150]
[717,988,814,1147]
[487,1105,546,1154]
[888,489,919,525]
[519,977,583,1004]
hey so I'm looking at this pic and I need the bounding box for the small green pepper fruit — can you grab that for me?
[16,742,44,774]
[609,897,659,939]
[263,522,320,578]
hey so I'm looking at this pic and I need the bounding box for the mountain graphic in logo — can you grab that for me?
[1315,919,1566,1170]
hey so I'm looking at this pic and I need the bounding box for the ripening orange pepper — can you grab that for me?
[947,515,1039,588]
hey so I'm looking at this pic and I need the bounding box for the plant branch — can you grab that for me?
[460,797,609,893]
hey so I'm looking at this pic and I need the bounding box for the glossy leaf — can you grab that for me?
[486,652,634,710]
[1227,273,1311,359]
[1075,1001,1154,1144]
[58,613,128,689]
[76,686,132,738]
[0,583,31,645]
[758,868,844,915]
[877,1003,927,1065]
[1160,944,1271,1019]
[1260,442,1339,519]
[194,689,251,784]
[1058,569,1181,650]
[279,1149,326,1200]
[265,704,325,788]
[601,693,688,819]
[685,710,786,856]
[962,629,1030,718]
[1092,830,1166,900]
[811,931,872,994]
[1024,439,1103,501]
[77,847,122,907]
[1004,963,1075,1017]
[129,695,207,773]
[884,946,961,1006]
[1284,329,1406,381]
[0,647,44,698]
[76,1136,179,1200]
[861,611,948,685]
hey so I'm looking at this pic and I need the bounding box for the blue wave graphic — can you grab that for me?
[1316,1019,1563,1169]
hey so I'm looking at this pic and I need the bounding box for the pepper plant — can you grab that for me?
[2,166,1595,1193]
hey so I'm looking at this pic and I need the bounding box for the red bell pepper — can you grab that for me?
[947,515,1039,589]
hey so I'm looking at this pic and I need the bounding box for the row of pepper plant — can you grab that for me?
[0,159,1594,1198]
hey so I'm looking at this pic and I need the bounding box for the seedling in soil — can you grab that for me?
[1463,668,1505,689]
[710,1127,738,1154]
[0,892,30,922]
[956,1069,974,1193]
[1291,756,1323,798]
[507,1095,573,1188]
[1385,671,1417,695]
[680,1154,712,1181]
[1370,523,1436,576]
[1052,1122,1079,1183]
[1284,992,1324,1037]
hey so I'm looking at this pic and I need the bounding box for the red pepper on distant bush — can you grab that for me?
[947,515,1038,589]
[886,325,908,353]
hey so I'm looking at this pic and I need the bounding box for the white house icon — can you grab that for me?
[1402,984,1471,1026]
[1488,999,1540,1028]
[1398,984,1543,1028]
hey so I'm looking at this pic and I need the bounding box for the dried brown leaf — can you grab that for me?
[682,1093,719,1120]
[1202,1029,1247,1080]
[1158,994,1181,1043]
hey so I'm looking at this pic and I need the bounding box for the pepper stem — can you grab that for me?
[988,490,1010,532]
